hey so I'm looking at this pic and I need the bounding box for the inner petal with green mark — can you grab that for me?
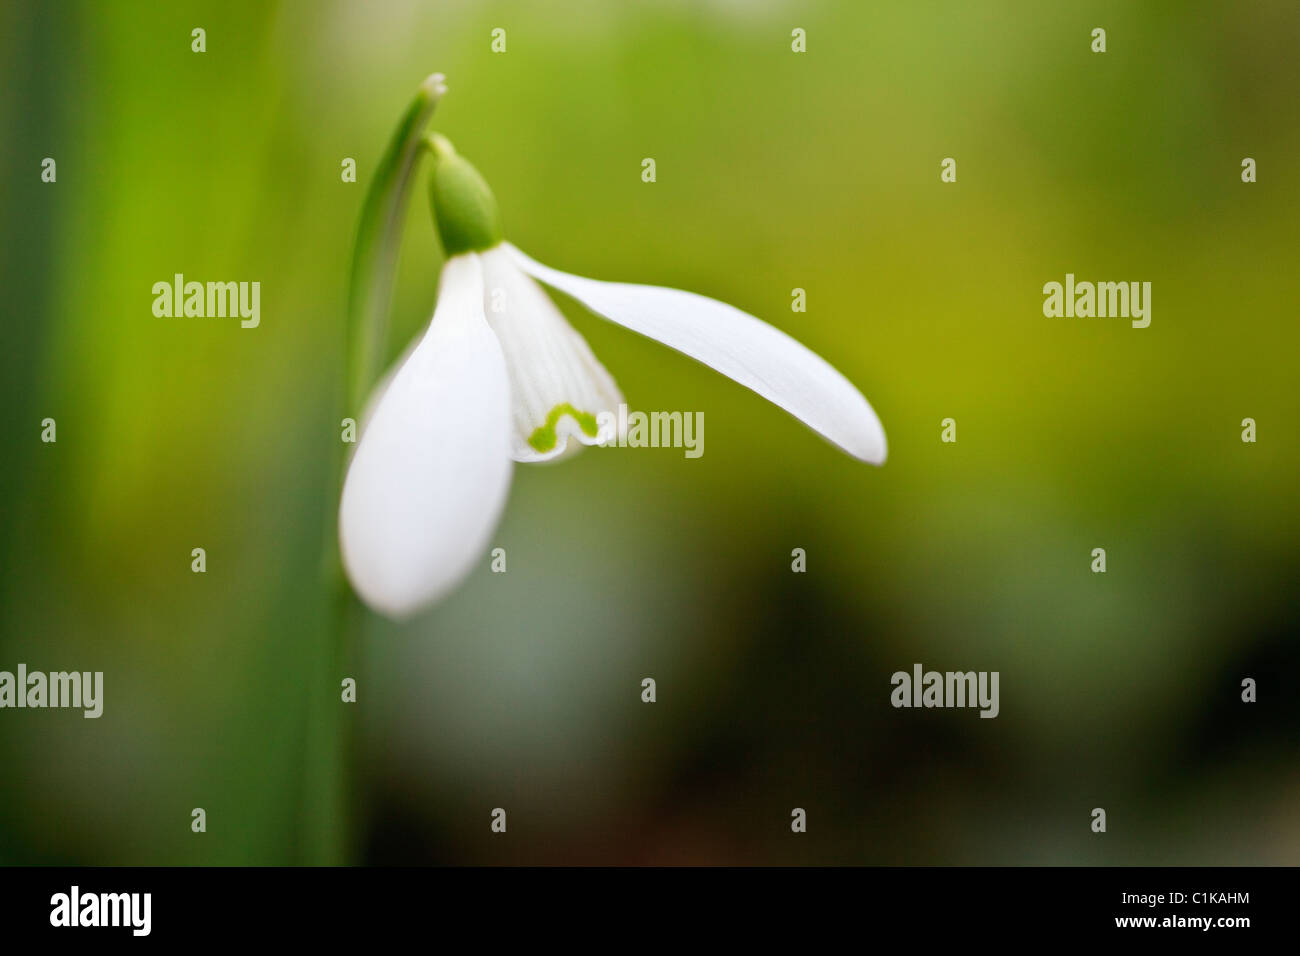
[477,245,624,462]
[528,402,601,453]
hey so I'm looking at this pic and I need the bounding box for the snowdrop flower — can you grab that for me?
[340,133,886,618]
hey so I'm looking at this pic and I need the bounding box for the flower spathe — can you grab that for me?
[339,135,886,618]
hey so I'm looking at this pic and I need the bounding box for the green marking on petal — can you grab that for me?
[527,403,600,453]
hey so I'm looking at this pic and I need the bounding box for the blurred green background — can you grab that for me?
[2,0,1298,865]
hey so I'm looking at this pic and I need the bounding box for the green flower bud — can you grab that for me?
[427,134,503,256]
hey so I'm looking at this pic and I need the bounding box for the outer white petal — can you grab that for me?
[478,244,623,463]
[340,253,513,618]
[505,243,886,464]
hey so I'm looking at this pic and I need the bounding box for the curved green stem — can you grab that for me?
[346,72,447,411]
[305,74,447,865]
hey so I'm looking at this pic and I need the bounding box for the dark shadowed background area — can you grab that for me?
[1,0,1298,865]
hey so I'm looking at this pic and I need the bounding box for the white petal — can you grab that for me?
[478,244,623,463]
[505,243,886,464]
[340,253,513,618]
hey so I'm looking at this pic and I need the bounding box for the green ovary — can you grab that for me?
[527,403,600,453]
